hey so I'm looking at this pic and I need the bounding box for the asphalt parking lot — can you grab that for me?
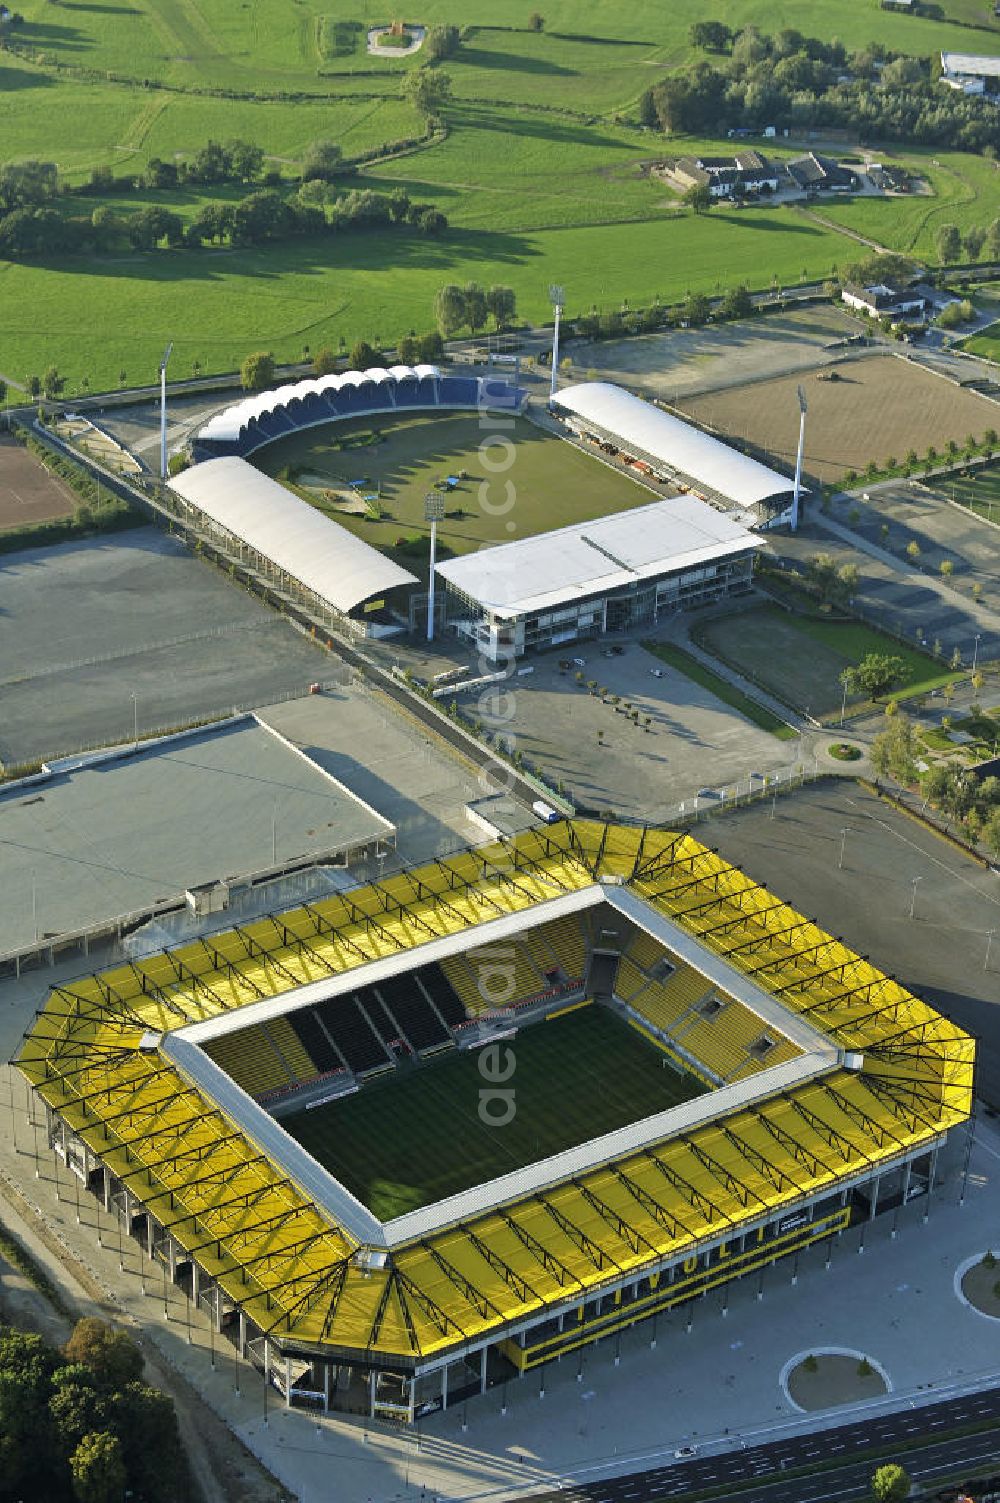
[472,634,799,823]
[705,778,1000,1104]
[0,528,329,766]
[829,481,998,608]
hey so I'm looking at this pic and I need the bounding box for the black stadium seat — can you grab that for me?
[288,1007,341,1075]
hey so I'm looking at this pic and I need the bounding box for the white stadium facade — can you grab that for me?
[436,496,757,662]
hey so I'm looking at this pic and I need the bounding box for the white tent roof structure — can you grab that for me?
[435,496,756,619]
[198,365,441,444]
[940,50,1000,77]
[170,457,417,615]
[554,382,794,510]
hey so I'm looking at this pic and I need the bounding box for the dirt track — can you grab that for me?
[679,354,998,480]
[0,436,76,531]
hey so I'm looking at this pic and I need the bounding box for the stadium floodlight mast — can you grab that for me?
[790,384,807,531]
[159,342,173,481]
[425,492,446,643]
[548,284,565,408]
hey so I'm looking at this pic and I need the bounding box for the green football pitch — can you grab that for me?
[256,411,653,581]
[282,1004,705,1222]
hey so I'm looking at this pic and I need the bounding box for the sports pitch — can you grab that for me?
[282,1004,705,1221]
[256,411,653,577]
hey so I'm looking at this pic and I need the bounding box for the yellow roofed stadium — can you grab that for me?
[17,820,973,1422]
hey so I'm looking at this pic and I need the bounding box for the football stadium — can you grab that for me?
[175,369,771,654]
[17,820,973,1423]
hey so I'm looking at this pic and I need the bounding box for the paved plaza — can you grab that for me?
[476,634,800,823]
[0,528,327,767]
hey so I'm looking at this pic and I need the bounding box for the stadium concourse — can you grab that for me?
[18,819,971,1425]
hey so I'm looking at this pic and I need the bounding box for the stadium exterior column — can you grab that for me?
[868,1174,880,1221]
[191,1263,199,1305]
[323,1362,330,1414]
[102,1166,111,1213]
[239,1309,247,1359]
[480,1347,487,1394]
[441,1363,448,1411]
[286,1355,292,1409]
[369,1371,377,1418]
[901,1158,913,1205]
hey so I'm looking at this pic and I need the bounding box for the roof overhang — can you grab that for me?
[163,883,838,1251]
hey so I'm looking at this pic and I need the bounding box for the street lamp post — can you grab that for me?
[838,827,851,870]
[986,930,995,973]
[790,385,807,532]
[840,675,849,726]
[972,633,981,676]
[548,285,565,408]
[908,875,922,920]
[425,492,445,643]
[130,691,138,750]
[159,342,173,481]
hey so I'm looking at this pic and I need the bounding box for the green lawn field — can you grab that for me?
[695,606,956,718]
[2,0,999,392]
[963,324,1000,363]
[258,411,659,579]
[940,462,1000,523]
[282,1003,704,1221]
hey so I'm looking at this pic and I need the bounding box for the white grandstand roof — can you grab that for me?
[198,364,440,443]
[169,456,417,614]
[554,381,794,509]
[940,50,1000,76]
[435,496,756,618]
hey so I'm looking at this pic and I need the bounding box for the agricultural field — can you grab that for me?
[694,605,955,718]
[679,355,998,481]
[256,411,654,580]
[2,0,999,390]
[282,1003,703,1221]
[0,436,75,531]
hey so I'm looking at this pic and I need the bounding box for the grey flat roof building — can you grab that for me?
[0,718,394,960]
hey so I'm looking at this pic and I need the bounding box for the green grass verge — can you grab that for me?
[642,640,798,739]
[282,1005,704,1221]
[938,460,1000,524]
[695,606,958,719]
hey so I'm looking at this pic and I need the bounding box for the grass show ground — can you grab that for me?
[679,356,999,482]
[256,411,653,578]
[695,606,954,718]
[282,1004,704,1221]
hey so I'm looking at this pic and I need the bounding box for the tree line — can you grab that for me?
[433,282,517,336]
[640,23,1000,152]
[240,328,448,391]
[0,180,446,258]
[0,1317,188,1502]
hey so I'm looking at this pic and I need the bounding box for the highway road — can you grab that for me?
[526,1387,1000,1503]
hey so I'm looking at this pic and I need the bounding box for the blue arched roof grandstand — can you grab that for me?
[193,365,527,461]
